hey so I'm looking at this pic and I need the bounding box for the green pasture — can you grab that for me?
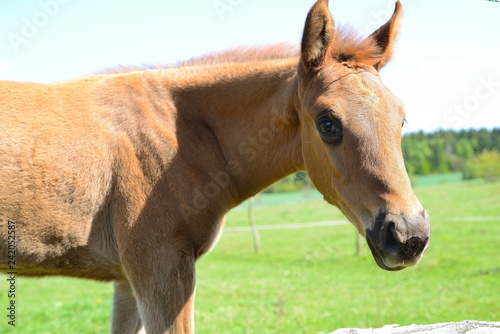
[1,177,499,333]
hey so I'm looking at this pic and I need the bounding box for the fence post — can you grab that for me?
[355,232,362,256]
[248,196,260,253]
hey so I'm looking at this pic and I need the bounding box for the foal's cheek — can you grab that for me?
[304,147,344,201]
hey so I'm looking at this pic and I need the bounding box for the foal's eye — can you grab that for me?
[316,115,343,145]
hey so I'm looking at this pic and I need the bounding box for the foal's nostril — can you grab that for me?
[383,222,400,255]
[401,236,429,258]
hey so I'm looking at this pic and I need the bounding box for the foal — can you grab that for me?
[0,1,429,333]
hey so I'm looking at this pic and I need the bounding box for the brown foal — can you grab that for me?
[0,1,430,333]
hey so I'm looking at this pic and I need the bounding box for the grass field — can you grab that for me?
[1,178,499,333]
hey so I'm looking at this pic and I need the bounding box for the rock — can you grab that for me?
[330,320,500,334]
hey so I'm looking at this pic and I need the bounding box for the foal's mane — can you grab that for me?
[105,43,300,74]
[105,27,382,74]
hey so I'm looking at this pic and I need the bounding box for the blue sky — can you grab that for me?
[0,0,499,133]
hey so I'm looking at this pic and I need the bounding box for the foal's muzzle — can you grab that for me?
[366,211,430,271]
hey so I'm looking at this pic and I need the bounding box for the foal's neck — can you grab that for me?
[171,58,304,206]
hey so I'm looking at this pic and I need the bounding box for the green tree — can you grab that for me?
[463,150,500,180]
[455,138,475,160]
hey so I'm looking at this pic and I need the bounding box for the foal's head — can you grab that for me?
[297,0,430,270]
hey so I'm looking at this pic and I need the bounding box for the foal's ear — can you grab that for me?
[369,1,402,71]
[300,0,334,71]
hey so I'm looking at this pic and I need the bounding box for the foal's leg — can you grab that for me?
[122,246,196,334]
[111,281,144,334]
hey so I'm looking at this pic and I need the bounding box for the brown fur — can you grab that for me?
[0,1,428,333]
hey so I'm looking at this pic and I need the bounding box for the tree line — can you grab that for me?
[402,128,500,178]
